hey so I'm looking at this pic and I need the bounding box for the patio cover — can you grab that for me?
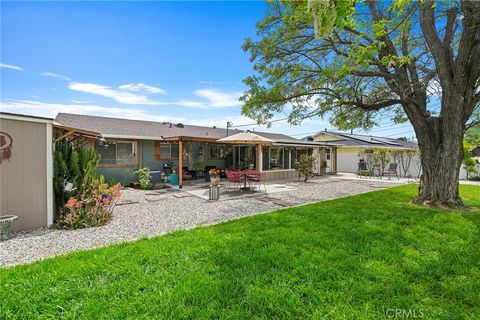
[217,131,275,145]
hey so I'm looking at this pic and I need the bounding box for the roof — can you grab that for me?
[54,113,337,147]
[0,112,54,123]
[306,130,418,149]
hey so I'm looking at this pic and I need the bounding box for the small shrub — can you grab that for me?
[55,179,122,229]
[294,154,316,182]
[133,167,151,189]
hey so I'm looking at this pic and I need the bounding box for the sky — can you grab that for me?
[0,1,416,139]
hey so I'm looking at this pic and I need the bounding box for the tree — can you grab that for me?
[242,0,480,207]
[373,148,390,172]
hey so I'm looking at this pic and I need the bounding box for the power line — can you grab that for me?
[230,117,289,128]
[384,130,415,137]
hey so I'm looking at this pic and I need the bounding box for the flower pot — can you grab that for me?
[210,175,220,186]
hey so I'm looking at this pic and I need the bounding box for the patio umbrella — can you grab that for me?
[217,131,274,145]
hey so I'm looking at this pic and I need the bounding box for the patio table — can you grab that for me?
[238,170,259,190]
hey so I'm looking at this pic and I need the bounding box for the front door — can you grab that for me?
[326,148,332,173]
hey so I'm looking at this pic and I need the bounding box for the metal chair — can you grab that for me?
[382,163,399,180]
[357,162,371,178]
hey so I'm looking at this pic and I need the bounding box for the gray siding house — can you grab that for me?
[55,113,338,186]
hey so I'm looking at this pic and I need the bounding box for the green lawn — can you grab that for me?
[1,185,479,319]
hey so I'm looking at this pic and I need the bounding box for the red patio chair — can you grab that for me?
[225,171,244,191]
[246,170,267,192]
[182,172,192,185]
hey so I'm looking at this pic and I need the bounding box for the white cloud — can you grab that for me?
[118,83,166,95]
[0,99,330,136]
[71,100,94,104]
[426,78,441,96]
[198,80,225,85]
[67,81,242,109]
[194,89,242,108]
[42,72,71,81]
[68,82,163,105]
[0,100,185,123]
[0,63,22,71]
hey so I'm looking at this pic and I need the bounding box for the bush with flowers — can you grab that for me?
[55,178,122,229]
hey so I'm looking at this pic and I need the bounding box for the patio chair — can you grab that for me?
[357,162,371,178]
[183,167,196,180]
[182,171,192,185]
[382,163,399,180]
[225,171,244,191]
[247,171,267,192]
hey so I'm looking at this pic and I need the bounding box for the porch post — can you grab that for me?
[257,144,263,171]
[288,148,292,170]
[333,147,338,174]
[319,147,326,175]
[179,140,183,188]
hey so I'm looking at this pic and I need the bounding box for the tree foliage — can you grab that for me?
[242,0,480,206]
[242,0,479,130]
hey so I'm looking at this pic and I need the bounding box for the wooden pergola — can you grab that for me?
[53,122,102,147]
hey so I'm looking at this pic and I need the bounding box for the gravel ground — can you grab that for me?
[0,177,393,267]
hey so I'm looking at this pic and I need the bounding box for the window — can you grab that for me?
[283,148,290,169]
[95,141,137,166]
[262,146,270,171]
[269,147,284,170]
[155,142,179,159]
[209,144,226,158]
[326,148,331,160]
[290,148,297,169]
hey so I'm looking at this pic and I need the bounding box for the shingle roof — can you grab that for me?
[305,131,418,149]
[54,113,333,146]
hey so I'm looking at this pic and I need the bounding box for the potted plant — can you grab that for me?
[170,166,179,186]
[193,161,206,179]
[320,160,328,175]
[209,168,221,186]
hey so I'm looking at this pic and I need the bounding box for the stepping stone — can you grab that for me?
[116,199,139,206]
[172,193,193,198]
[145,196,166,202]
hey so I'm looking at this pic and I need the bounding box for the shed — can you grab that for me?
[0,112,54,231]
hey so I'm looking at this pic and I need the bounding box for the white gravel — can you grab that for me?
[0,177,393,267]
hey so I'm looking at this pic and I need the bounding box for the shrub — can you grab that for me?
[55,179,122,230]
[294,154,316,182]
[133,167,151,189]
[53,139,100,215]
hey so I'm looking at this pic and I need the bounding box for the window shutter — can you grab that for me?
[154,141,161,160]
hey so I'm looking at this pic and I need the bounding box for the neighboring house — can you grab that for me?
[54,113,339,186]
[305,130,421,177]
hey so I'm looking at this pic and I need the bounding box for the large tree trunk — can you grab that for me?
[412,100,466,207]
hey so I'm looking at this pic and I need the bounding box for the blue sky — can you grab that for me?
[0,1,416,139]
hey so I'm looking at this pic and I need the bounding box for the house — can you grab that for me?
[305,130,420,177]
[54,113,339,186]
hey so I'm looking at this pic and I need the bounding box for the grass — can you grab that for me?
[1,184,479,319]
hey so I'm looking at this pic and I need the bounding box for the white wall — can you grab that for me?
[338,150,469,180]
